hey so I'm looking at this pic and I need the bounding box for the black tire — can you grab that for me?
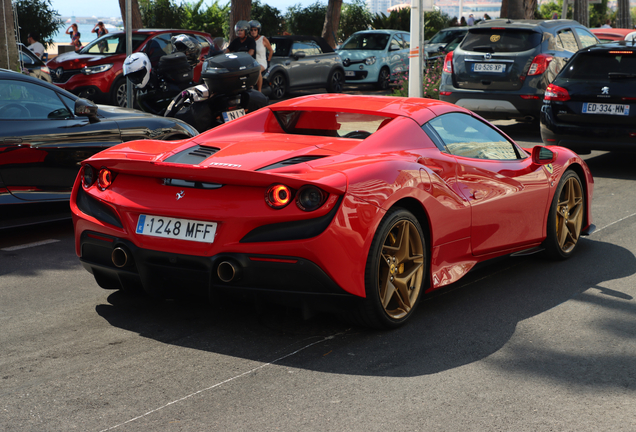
[352,207,427,329]
[376,67,390,91]
[326,69,345,93]
[269,73,287,100]
[110,77,127,107]
[543,170,585,260]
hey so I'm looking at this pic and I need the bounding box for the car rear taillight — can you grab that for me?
[527,54,553,76]
[98,168,114,190]
[443,51,453,73]
[296,186,325,212]
[82,165,95,189]
[266,184,292,209]
[544,84,570,102]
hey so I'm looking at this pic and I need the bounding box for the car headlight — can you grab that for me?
[365,56,377,66]
[81,64,113,75]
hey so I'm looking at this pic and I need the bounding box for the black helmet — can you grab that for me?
[171,34,201,66]
[234,20,250,34]
[248,20,261,34]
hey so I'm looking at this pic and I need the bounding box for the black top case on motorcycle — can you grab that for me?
[157,52,194,84]
[202,52,260,94]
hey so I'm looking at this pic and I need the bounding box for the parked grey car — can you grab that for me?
[439,19,599,121]
[263,35,345,100]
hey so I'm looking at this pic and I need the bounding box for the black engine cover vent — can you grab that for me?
[165,145,220,165]
[256,155,327,171]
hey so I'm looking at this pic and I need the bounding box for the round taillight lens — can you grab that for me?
[265,184,292,209]
[82,165,95,189]
[296,186,324,212]
[98,168,113,190]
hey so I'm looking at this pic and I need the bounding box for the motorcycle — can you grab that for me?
[163,52,269,133]
[124,47,269,133]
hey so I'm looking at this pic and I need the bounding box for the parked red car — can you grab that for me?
[46,29,214,107]
[590,28,635,42]
[70,94,595,329]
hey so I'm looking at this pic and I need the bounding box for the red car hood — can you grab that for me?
[47,52,120,69]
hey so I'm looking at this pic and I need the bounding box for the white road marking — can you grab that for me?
[99,333,344,432]
[1,239,60,251]
[591,211,636,235]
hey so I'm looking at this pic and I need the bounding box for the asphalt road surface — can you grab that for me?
[2,99,636,431]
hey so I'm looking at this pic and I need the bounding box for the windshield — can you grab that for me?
[429,29,467,45]
[560,51,636,79]
[340,33,390,51]
[79,33,147,55]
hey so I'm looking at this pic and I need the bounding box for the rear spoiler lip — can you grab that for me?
[82,158,348,195]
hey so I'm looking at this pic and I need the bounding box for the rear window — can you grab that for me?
[559,51,636,80]
[273,110,393,138]
[460,29,542,53]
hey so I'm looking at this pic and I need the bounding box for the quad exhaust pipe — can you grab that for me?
[217,260,241,283]
[111,246,131,268]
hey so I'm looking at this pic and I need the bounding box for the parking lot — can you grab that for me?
[2,101,635,431]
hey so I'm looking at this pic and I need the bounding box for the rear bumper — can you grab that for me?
[440,90,543,120]
[540,104,636,152]
[79,231,353,300]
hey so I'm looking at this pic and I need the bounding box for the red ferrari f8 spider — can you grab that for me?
[71,94,594,328]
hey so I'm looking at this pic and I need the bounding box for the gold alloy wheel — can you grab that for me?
[555,176,584,254]
[378,220,424,320]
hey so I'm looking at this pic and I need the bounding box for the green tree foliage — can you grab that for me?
[338,0,372,41]
[371,8,410,31]
[286,2,327,36]
[424,9,452,40]
[139,0,184,29]
[14,0,63,49]
[251,0,286,36]
[182,0,229,37]
[536,0,611,27]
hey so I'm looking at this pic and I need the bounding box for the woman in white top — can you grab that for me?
[248,20,274,92]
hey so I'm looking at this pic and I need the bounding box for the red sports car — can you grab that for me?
[70,95,595,328]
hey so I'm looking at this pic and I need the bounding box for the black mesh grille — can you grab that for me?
[51,69,81,83]
[165,145,220,165]
[256,156,327,171]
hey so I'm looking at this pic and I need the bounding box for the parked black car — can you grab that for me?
[439,19,599,121]
[0,69,198,228]
[18,43,52,83]
[424,27,469,64]
[540,41,636,153]
[264,35,345,100]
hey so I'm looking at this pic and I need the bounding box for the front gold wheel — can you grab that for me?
[555,175,584,254]
[544,170,585,260]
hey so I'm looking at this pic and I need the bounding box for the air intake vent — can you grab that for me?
[165,145,220,165]
[256,156,327,171]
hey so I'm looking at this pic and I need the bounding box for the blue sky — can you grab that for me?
[50,0,317,17]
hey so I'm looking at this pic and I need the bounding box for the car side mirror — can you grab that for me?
[389,46,400,51]
[532,145,557,164]
[75,98,100,123]
[292,51,306,60]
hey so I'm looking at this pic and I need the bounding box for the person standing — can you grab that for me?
[467,14,475,26]
[66,23,82,52]
[92,21,109,53]
[27,33,45,58]
[248,20,273,92]
[601,19,612,28]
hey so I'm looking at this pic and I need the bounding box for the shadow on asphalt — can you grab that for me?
[581,151,636,181]
[95,236,636,386]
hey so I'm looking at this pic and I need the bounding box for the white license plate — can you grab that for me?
[222,108,245,122]
[473,63,505,73]
[582,103,630,116]
[345,71,355,77]
[136,214,217,243]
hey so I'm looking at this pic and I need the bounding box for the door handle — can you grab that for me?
[3,137,23,144]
